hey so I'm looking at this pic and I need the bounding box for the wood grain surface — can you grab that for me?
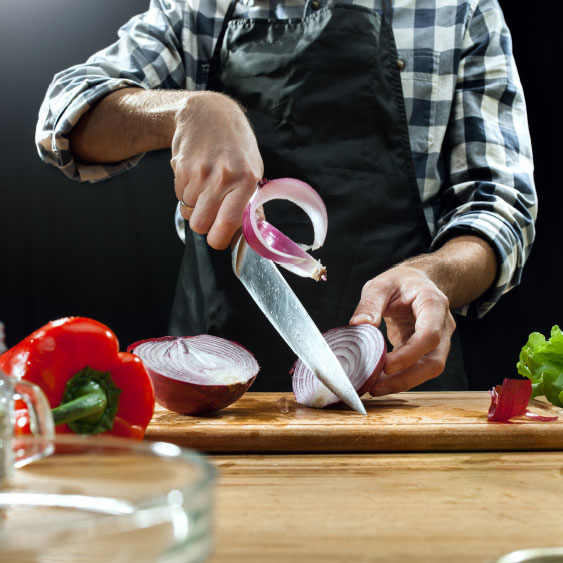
[145,391,563,453]
[209,451,563,562]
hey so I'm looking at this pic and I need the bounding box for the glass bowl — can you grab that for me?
[0,435,215,563]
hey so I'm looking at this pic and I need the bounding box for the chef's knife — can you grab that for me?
[231,230,366,415]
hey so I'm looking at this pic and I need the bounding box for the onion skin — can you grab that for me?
[488,378,558,423]
[145,374,257,416]
[128,336,259,416]
[291,325,386,409]
[487,379,531,422]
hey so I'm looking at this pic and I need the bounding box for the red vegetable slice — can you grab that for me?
[128,336,259,415]
[242,178,328,281]
[487,378,558,422]
[292,325,386,408]
[488,379,531,421]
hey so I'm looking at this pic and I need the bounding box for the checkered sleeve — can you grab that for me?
[431,0,537,318]
[35,0,186,183]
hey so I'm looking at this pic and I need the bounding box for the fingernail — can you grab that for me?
[351,313,373,324]
[370,385,392,397]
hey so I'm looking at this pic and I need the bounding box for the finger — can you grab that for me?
[187,179,223,235]
[177,191,198,221]
[384,294,453,374]
[369,331,452,396]
[384,324,441,374]
[206,184,256,250]
[349,280,392,327]
[180,162,234,230]
[179,180,195,203]
[172,157,191,201]
[173,163,201,220]
[255,204,266,222]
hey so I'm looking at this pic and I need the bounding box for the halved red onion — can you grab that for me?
[292,325,386,408]
[242,178,328,281]
[128,336,259,415]
[488,378,558,422]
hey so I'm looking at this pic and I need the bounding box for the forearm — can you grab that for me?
[69,88,190,164]
[402,235,497,310]
[69,85,262,249]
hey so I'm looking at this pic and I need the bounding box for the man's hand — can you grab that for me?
[69,88,263,250]
[171,92,263,249]
[350,235,497,394]
[350,265,456,395]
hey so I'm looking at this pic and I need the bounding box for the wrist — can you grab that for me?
[173,91,249,135]
[399,235,497,309]
[123,89,188,150]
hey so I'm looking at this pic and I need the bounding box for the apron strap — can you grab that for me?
[382,0,393,24]
[210,0,239,72]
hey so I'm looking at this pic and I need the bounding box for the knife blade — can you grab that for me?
[231,231,366,415]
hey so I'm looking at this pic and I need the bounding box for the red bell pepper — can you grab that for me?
[0,317,155,439]
[14,398,31,435]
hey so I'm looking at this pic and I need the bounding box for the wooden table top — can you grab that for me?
[209,450,563,562]
[145,391,563,452]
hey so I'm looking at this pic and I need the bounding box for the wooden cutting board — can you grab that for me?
[144,391,563,452]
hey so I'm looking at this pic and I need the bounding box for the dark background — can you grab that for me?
[0,1,560,389]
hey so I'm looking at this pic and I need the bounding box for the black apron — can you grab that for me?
[169,0,467,392]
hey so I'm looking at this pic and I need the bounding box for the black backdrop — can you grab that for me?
[0,1,560,390]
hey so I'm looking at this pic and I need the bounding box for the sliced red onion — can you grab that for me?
[242,178,328,281]
[292,325,386,408]
[488,378,558,422]
[128,336,259,415]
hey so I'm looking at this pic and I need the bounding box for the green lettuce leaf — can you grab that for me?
[517,325,563,407]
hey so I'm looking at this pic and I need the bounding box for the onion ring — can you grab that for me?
[242,178,328,281]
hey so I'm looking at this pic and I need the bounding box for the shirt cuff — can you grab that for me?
[430,211,521,319]
[37,78,147,183]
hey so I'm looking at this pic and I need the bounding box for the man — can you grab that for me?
[36,0,536,394]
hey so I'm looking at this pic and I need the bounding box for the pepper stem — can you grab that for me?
[52,380,108,426]
[51,366,122,435]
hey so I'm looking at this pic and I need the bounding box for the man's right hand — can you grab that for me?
[171,92,264,250]
[70,88,263,250]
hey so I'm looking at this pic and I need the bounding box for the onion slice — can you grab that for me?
[128,336,259,415]
[487,378,558,422]
[242,178,328,281]
[292,325,386,408]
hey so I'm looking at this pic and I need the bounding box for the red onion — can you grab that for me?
[242,178,328,281]
[292,325,386,408]
[488,378,558,422]
[128,336,259,415]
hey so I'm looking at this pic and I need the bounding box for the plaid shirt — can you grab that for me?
[36,0,536,319]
